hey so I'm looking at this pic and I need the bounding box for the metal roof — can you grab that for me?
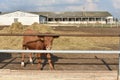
[31,11,112,18]
[0,11,112,18]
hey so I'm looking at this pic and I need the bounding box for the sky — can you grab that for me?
[0,0,120,18]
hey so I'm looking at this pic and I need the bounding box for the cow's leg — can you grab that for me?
[37,54,42,70]
[21,53,25,67]
[47,53,54,70]
[29,53,33,65]
[21,46,26,67]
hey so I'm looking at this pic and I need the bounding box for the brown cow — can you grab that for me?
[21,29,54,70]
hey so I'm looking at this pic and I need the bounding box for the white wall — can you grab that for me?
[0,11,39,25]
[0,16,39,25]
[106,16,114,24]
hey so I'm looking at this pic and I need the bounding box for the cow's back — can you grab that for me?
[23,29,44,50]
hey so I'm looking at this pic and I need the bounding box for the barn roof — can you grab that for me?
[31,11,112,18]
[0,11,112,18]
[0,11,40,16]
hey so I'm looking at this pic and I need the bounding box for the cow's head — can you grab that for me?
[44,36,53,50]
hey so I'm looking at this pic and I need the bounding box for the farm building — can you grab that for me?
[33,11,114,24]
[0,11,42,25]
[0,10,114,25]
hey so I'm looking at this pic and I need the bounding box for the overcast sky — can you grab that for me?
[0,0,120,18]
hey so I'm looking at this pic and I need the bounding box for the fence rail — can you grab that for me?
[0,49,120,54]
[0,33,120,80]
[0,33,119,37]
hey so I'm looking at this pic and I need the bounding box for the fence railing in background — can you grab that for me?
[49,23,120,28]
[0,33,119,37]
[0,33,120,80]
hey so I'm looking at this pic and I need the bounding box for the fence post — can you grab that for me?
[118,54,120,80]
[118,36,120,80]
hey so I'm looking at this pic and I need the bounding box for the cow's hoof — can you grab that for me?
[21,62,25,67]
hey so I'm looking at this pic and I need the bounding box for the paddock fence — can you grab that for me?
[0,33,120,80]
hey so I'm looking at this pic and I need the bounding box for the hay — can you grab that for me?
[2,22,54,34]
[0,22,55,49]
[10,22,24,33]
[52,37,119,50]
[0,36,22,49]
[25,22,55,33]
[0,22,23,49]
[2,22,24,33]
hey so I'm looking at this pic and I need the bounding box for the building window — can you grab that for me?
[82,18,88,21]
[101,18,106,21]
[55,18,61,21]
[76,18,81,21]
[69,18,75,21]
[14,18,18,23]
[48,18,54,21]
[63,18,68,21]
[96,18,101,21]
[89,18,95,21]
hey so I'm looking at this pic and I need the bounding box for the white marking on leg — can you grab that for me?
[21,62,25,67]
[29,58,33,64]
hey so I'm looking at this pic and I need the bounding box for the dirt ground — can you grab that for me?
[0,27,120,71]
[54,26,120,35]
